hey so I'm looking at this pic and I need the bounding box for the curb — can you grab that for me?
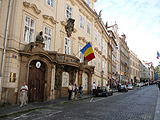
[154,91,160,120]
[0,95,92,119]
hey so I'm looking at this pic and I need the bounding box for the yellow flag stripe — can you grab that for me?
[84,47,94,57]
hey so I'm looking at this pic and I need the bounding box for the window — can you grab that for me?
[105,63,106,74]
[104,43,106,53]
[66,4,72,20]
[62,72,69,87]
[87,22,91,34]
[83,73,88,90]
[98,57,100,72]
[94,54,96,69]
[80,15,84,29]
[143,73,146,77]
[64,38,71,55]
[79,45,84,63]
[95,30,97,41]
[44,26,52,50]
[102,39,104,50]
[23,16,35,43]
[47,0,54,7]
[109,63,111,73]
[98,80,100,86]
[109,48,111,56]
[98,35,101,45]
[84,75,88,90]
[102,60,104,71]
[10,72,16,82]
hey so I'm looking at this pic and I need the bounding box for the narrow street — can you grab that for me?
[3,85,158,120]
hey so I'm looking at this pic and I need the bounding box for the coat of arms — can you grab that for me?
[65,18,75,37]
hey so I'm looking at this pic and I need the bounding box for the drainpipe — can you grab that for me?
[101,31,103,87]
[0,0,12,97]
[54,0,58,51]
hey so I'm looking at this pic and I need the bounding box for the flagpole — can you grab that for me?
[74,51,80,57]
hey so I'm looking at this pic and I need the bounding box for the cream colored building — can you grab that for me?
[129,51,140,83]
[0,0,110,104]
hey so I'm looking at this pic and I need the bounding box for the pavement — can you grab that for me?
[0,89,118,119]
[0,94,93,119]
[154,89,160,120]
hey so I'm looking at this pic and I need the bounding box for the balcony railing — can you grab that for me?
[56,53,80,67]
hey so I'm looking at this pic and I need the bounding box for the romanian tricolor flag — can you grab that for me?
[157,51,160,59]
[80,42,95,61]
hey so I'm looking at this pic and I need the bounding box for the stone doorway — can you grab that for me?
[28,60,46,102]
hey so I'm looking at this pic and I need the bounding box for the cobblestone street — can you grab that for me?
[3,85,158,120]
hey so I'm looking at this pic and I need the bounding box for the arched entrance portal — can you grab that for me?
[28,60,46,102]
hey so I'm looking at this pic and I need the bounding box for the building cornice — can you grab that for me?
[42,15,58,25]
[79,9,93,22]
[67,0,76,6]
[78,37,88,44]
[23,1,41,14]
[76,0,98,19]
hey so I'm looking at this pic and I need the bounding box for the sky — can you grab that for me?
[95,0,160,67]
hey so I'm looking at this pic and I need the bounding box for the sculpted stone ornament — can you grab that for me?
[99,10,102,18]
[65,18,75,37]
[36,31,44,42]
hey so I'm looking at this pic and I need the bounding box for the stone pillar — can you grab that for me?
[78,71,83,86]
[50,65,55,99]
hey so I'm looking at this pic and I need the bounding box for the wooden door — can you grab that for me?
[28,60,46,102]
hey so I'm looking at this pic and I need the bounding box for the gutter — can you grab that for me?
[0,0,12,96]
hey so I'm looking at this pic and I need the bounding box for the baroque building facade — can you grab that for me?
[107,29,117,87]
[129,51,140,84]
[140,62,150,82]
[0,0,112,104]
[111,23,121,84]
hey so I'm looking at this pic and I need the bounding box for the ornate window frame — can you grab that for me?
[44,26,52,51]
[64,37,71,55]
[23,15,35,43]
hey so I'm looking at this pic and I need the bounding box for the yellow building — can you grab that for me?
[119,34,129,83]
[129,51,140,83]
[0,0,110,104]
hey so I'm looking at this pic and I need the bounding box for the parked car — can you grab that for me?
[140,82,145,87]
[149,81,153,85]
[108,89,113,96]
[118,85,128,92]
[95,86,113,97]
[127,84,134,90]
[145,82,148,86]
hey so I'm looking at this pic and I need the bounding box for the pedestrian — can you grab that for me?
[106,84,110,92]
[79,84,83,98]
[20,82,28,107]
[92,82,96,96]
[74,84,78,100]
[158,81,160,91]
[68,83,72,101]
[71,83,75,100]
[97,84,100,89]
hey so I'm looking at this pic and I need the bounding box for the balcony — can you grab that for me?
[56,53,80,68]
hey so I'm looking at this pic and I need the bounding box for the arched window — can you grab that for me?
[62,72,69,87]
[82,73,88,90]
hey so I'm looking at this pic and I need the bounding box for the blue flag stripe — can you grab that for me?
[80,42,92,54]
